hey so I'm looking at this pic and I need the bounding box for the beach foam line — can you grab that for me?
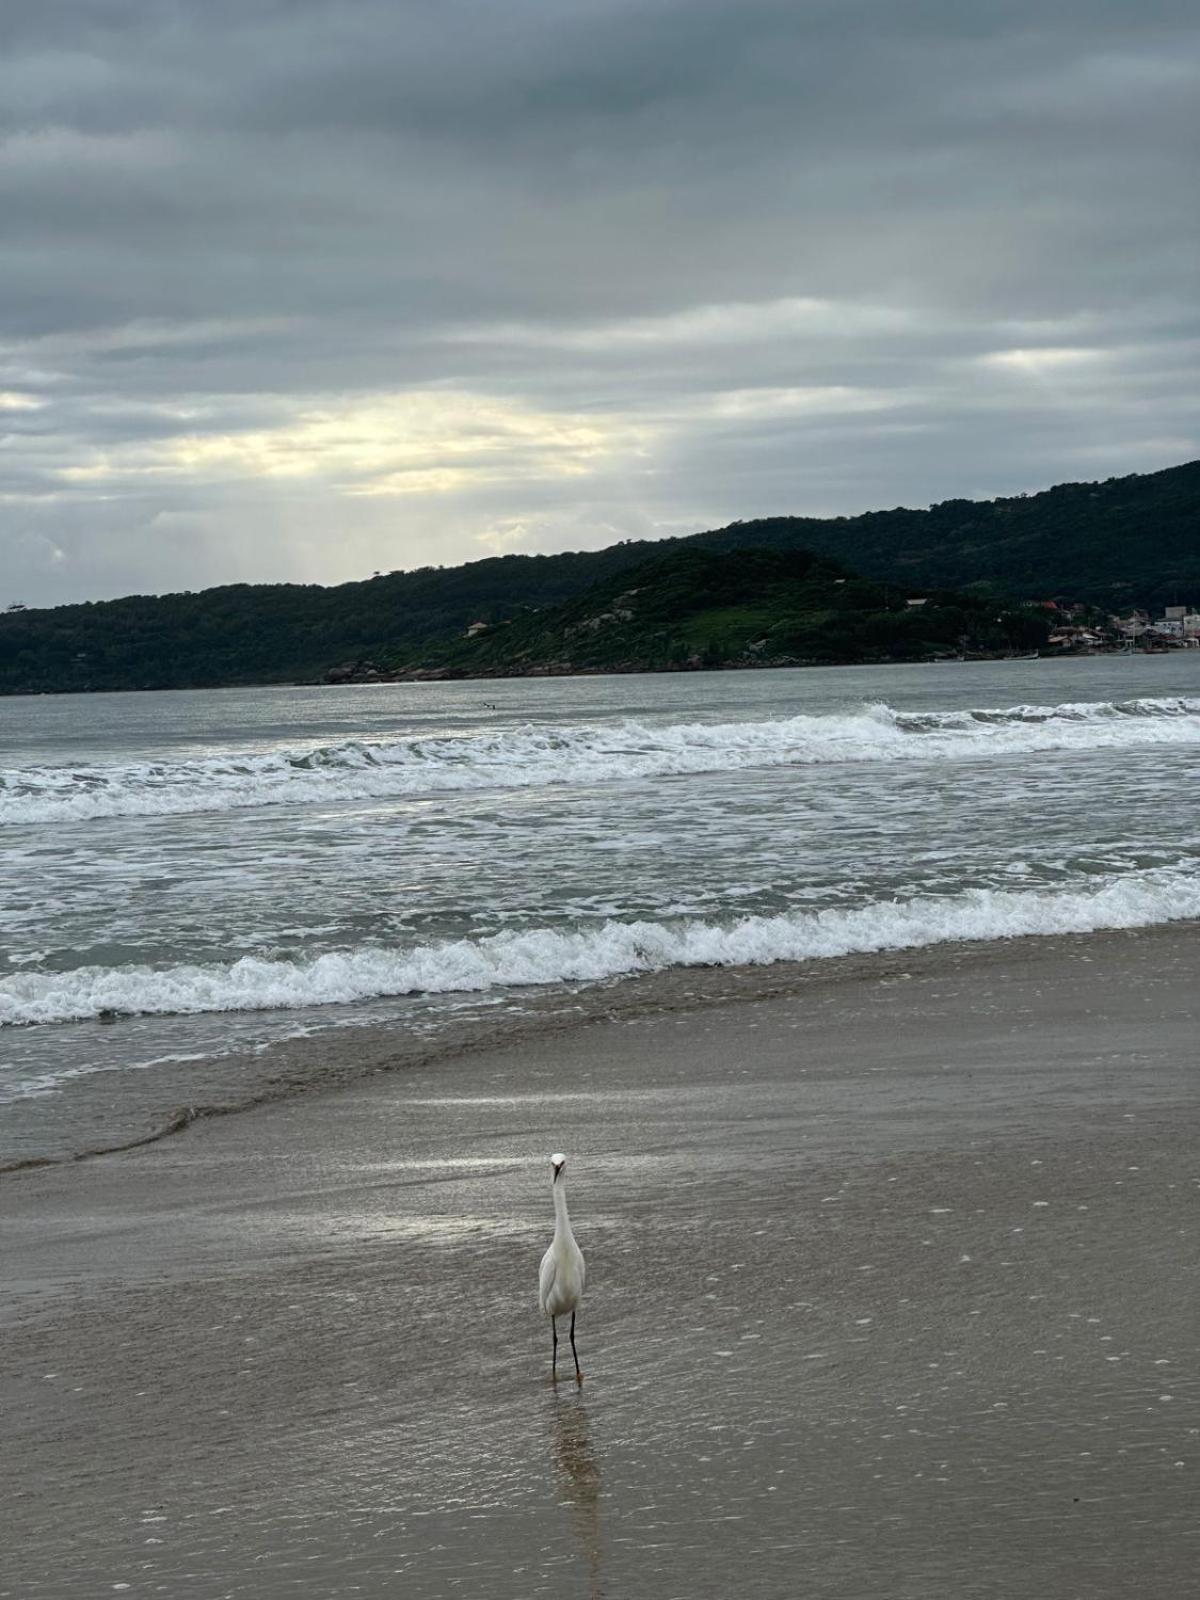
[3,696,1200,825]
[3,864,1197,1027]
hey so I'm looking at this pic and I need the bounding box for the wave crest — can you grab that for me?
[3,696,1199,825]
[3,866,1197,1027]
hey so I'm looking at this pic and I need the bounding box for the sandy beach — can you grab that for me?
[3,927,1198,1598]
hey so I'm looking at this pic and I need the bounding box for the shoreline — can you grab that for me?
[4,644,1186,697]
[3,920,1197,1597]
[323,648,1051,686]
[4,919,1197,1174]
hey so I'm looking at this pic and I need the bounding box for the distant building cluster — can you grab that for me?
[1042,601,1200,652]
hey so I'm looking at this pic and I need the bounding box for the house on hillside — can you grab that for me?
[1113,611,1150,638]
[1048,627,1106,651]
[1152,605,1200,641]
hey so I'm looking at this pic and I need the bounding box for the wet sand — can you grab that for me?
[3,928,1198,1597]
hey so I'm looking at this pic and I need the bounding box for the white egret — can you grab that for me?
[539,1152,586,1383]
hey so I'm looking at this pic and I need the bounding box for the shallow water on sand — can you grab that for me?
[4,934,1197,1598]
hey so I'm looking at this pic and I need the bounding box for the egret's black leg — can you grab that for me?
[551,1315,558,1380]
[570,1310,582,1383]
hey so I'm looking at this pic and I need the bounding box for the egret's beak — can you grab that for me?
[553,1162,564,1181]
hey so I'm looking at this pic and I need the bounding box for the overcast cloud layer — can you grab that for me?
[1,0,1197,604]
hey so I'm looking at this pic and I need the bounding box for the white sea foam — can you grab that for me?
[3,865,1196,1027]
[3,697,1199,825]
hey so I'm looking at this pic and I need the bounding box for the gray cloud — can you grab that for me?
[1,0,1197,603]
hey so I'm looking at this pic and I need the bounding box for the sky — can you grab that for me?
[1,0,1197,606]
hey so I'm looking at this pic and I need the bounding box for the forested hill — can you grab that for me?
[692,458,1200,605]
[0,544,657,696]
[0,459,1196,694]
[411,547,1050,677]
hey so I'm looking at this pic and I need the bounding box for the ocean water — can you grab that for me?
[3,656,1199,1159]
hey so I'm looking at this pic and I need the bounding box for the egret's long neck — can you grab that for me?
[553,1178,574,1242]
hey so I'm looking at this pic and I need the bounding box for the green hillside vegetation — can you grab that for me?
[686,458,1200,609]
[408,547,1050,676]
[0,547,656,695]
[0,459,1193,693]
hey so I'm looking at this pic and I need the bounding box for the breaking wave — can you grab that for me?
[3,696,1199,825]
[4,865,1197,1027]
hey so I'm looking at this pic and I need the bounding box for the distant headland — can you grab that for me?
[2,460,1197,694]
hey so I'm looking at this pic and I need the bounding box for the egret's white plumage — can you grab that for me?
[539,1152,586,1381]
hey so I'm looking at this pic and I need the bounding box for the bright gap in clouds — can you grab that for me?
[54,392,651,498]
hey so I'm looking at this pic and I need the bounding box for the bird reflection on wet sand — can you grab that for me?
[548,1392,604,1597]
